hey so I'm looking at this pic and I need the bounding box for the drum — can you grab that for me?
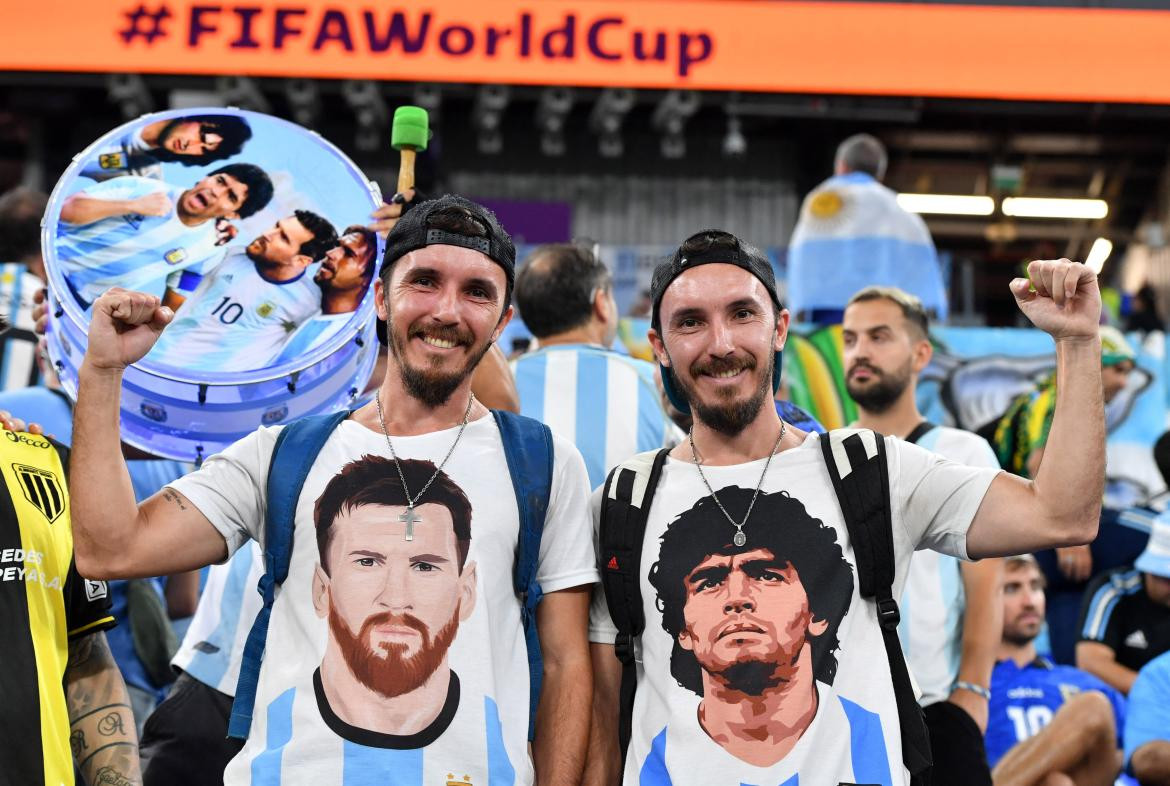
[43,108,383,461]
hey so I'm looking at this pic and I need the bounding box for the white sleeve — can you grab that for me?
[79,175,158,203]
[535,434,601,594]
[167,426,281,558]
[588,484,619,644]
[890,437,1000,560]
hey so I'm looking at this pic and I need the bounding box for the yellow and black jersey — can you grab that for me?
[0,432,114,786]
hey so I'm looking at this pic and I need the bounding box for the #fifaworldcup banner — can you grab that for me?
[5,0,1170,103]
[619,318,1170,507]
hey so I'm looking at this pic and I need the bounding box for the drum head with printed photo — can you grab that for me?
[43,108,383,461]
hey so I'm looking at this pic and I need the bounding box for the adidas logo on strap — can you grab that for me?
[1125,629,1149,649]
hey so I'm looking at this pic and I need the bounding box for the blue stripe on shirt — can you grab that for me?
[184,545,255,689]
[342,740,423,785]
[838,696,893,786]
[575,351,608,487]
[485,696,515,786]
[251,687,296,786]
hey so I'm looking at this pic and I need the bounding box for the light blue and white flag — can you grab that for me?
[787,172,948,320]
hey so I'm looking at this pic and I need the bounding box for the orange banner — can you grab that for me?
[4,0,1170,104]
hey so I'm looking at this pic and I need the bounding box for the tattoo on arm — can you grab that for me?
[66,633,142,786]
[162,488,188,511]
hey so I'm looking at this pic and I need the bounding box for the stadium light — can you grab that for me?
[1086,237,1113,274]
[1002,197,1109,220]
[896,194,995,216]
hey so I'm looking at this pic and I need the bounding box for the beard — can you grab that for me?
[715,659,785,696]
[328,604,461,699]
[670,352,772,437]
[845,358,913,414]
[388,317,492,407]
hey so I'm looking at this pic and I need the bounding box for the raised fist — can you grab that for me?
[1010,259,1101,342]
[83,288,173,373]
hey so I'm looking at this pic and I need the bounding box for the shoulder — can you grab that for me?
[930,426,998,468]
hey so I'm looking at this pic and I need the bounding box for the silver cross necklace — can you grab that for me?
[374,390,475,542]
[688,420,786,548]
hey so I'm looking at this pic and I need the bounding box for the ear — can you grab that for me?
[774,307,791,352]
[312,563,330,619]
[912,336,933,373]
[648,327,669,367]
[291,253,313,270]
[374,277,389,321]
[458,561,478,621]
[677,627,696,653]
[593,289,610,323]
[492,304,514,341]
[223,211,240,221]
[807,615,829,638]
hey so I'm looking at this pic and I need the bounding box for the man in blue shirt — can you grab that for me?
[511,244,678,488]
[987,554,1126,784]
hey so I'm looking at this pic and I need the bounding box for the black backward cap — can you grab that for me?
[377,194,516,345]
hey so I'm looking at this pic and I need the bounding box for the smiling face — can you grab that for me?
[650,264,787,436]
[1002,560,1046,647]
[677,548,828,694]
[313,502,477,699]
[159,120,224,157]
[377,245,512,407]
[316,231,375,292]
[842,298,929,414]
[177,171,247,222]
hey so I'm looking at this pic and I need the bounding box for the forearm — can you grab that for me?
[533,656,592,784]
[61,196,134,226]
[957,559,1002,690]
[1083,657,1137,695]
[67,634,141,786]
[72,365,142,578]
[1031,337,1104,542]
[584,644,623,786]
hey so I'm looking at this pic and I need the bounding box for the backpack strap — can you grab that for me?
[599,448,669,765]
[492,409,554,742]
[819,429,932,782]
[904,421,936,446]
[227,409,351,740]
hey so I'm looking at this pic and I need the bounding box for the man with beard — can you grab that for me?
[638,487,872,783]
[985,555,1126,785]
[586,230,1106,785]
[57,164,273,307]
[843,286,1004,786]
[67,195,597,785]
[271,225,377,366]
[80,114,252,182]
[310,456,479,739]
[147,209,337,372]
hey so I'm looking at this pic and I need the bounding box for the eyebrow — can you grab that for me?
[466,276,498,295]
[410,553,449,564]
[349,549,385,560]
[686,564,729,588]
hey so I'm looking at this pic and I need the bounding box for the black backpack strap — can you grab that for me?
[599,448,669,766]
[820,429,932,783]
[904,421,936,446]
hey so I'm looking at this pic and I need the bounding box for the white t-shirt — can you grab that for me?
[589,432,1000,786]
[149,251,319,372]
[170,415,599,785]
[898,425,1000,707]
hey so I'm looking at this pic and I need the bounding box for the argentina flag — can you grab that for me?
[786,172,948,321]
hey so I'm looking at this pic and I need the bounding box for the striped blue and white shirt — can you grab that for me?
[171,541,263,696]
[0,263,43,390]
[272,312,353,367]
[148,252,319,372]
[898,425,1000,706]
[512,344,679,490]
[56,176,224,305]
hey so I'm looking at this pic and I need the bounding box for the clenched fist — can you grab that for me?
[1011,259,1101,342]
[83,288,174,373]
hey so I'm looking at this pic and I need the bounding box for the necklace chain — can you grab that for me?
[375,390,475,510]
[688,420,786,547]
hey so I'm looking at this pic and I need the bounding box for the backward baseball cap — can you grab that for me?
[376,194,516,346]
[649,230,785,415]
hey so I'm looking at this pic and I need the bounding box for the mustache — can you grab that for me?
[848,361,881,377]
[409,324,474,347]
[692,354,757,377]
[362,611,428,640]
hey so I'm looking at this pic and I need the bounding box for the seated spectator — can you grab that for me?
[1125,651,1170,785]
[0,186,49,390]
[986,555,1126,785]
[1077,515,1170,694]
